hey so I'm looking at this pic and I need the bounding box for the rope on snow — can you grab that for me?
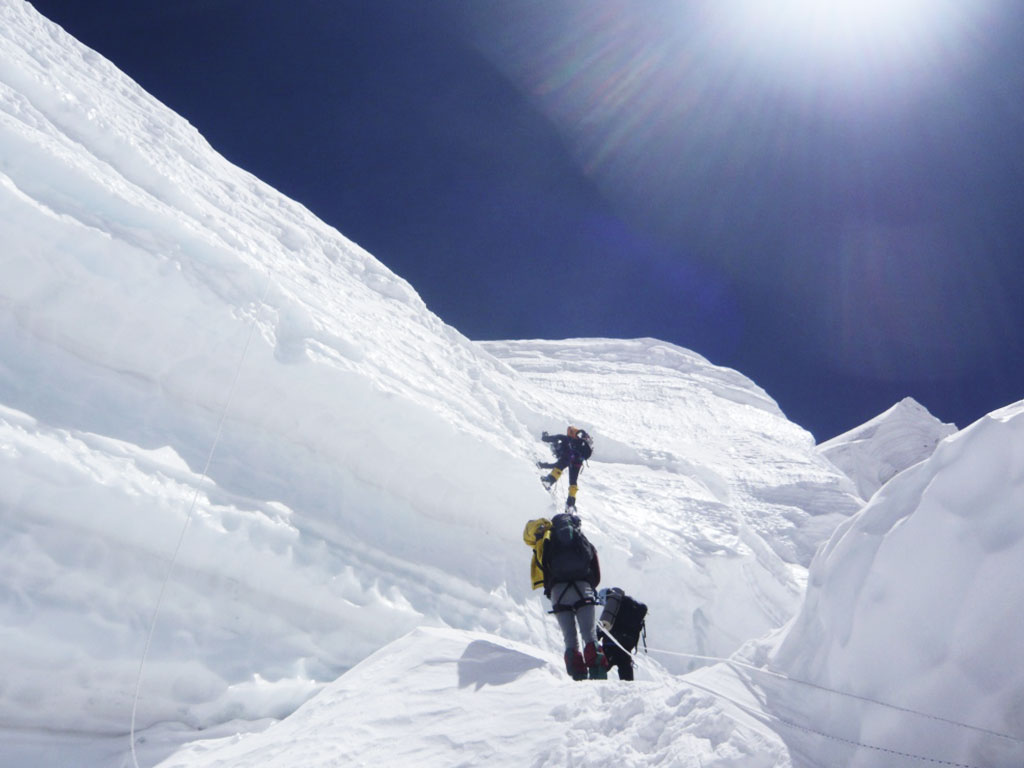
[597,630,1019,768]
[129,269,274,768]
[642,645,1024,746]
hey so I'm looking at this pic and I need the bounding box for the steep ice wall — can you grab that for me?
[0,0,554,737]
[765,401,1024,767]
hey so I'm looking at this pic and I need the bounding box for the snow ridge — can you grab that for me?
[818,396,958,499]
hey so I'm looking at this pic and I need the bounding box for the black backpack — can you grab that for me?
[544,513,595,583]
[600,587,648,652]
[577,430,593,461]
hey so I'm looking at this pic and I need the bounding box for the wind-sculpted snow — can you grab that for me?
[1,0,547,742]
[761,401,1024,767]
[818,396,958,500]
[0,3,949,767]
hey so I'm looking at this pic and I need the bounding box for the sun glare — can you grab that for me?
[774,0,931,40]
[716,0,984,89]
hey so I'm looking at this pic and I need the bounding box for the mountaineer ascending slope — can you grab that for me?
[538,425,593,510]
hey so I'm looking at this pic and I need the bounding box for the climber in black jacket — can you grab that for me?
[538,425,594,509]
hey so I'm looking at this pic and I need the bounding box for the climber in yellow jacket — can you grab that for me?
[523,514,605,680]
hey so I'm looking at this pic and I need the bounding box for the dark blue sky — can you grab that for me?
[30,0,1024,440]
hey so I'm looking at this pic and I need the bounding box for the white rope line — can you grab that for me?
[643,645,1024,745]
[129,272,273,768]
[599,630,988,768]
[679,675,985,768]
[603,637,987,768]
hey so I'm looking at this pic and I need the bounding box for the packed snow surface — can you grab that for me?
[154,627,790,768]
[2,2,1022,767]
[818,396,958,500]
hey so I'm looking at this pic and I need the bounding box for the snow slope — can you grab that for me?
[2,0,549,739]
[818,396,958,500]
[4,3,1023,767]
[1,3,860,765]
[155,627,791,768]
[485,338,862,655]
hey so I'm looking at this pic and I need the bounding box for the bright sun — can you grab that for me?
[774,0,931,39]
[716,0,980,84]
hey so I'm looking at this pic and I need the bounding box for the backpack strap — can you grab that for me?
[532,551,545,590]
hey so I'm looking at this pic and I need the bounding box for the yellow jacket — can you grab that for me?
[523,517,551,591]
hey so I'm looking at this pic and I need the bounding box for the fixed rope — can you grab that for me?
[679,674,986,768]
[129,271,273,768]
[643,645,1024,746]
[597,632,1017,767]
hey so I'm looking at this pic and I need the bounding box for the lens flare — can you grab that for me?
[454,0,1017,385]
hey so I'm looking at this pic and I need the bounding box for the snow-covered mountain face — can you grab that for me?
[1,1,859,759]
[484,339,862,652]
[2,0,538,738]
[5,3,1023,768]
[817,396,958,500]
